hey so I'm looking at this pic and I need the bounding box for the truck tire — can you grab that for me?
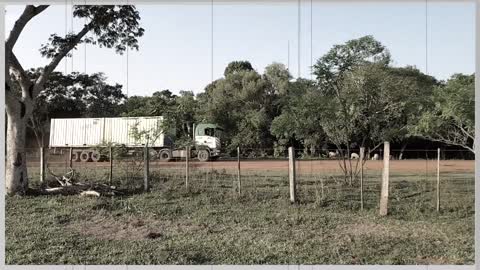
[197,149,210,162]
[71,151,80,162]
[149,149,158,159]
[80,151,90,162]
[90,150,101,162]
[158,149,172,162]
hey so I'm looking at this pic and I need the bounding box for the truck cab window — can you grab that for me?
[205,128,215,136]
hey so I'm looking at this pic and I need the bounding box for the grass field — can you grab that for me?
[6,161,474,265]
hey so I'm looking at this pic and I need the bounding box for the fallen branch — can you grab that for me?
[42,166,120,196]
[42,183,121,197]
[80,190,101,197]
[46,165,75,186]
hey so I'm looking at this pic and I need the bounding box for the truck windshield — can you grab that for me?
[205,128,215,136]
[203,127,222,137]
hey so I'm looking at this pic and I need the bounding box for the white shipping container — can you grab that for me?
[49,116,168,148]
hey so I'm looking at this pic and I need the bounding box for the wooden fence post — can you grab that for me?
[360,147,365,210]
[144,145,150,192]
[40,147,45,183]
[185,146,189,190]
[237,146,241,195]
[288,146,297,203]
[69,147,73,168]
[436,148,440,212]
[379,142,390,216]
[109,146,113,186]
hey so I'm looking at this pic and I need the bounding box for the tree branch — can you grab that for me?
[6,5,49,51]
[9,52,31,91]
[35,23,92,95]
[5,5,48,113]
[420,134,474,154]
[454,122,475,141]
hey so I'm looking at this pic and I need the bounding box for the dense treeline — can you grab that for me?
[31,36,474,158]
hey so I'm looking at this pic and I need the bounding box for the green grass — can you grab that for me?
[7,168,474,265]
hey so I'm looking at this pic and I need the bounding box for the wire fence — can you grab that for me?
[24,146,474,215]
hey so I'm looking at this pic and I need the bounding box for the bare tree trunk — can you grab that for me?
[398,142,408,160]
[310,144,316,157]
[4,5,94,196]
[346,144,353,186]
[6,114,29,195]
[336,147,348,183]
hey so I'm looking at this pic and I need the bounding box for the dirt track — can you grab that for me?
[32,159,474,174]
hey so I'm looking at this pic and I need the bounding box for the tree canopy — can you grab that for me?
[5,4,144,195]
[5,4,473,198]
[414,74,475,152]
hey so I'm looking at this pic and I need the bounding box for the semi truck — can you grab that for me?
[48,116,223,162]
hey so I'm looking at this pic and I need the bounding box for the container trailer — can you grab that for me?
[49,116,222,162]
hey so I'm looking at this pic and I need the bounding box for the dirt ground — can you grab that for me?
[33,158,474,174]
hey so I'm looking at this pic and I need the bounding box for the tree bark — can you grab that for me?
[398,142,408,160]
[4,5,91,195]
[6,113,28,195]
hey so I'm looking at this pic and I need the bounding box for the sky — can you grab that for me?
[5,1,476,97]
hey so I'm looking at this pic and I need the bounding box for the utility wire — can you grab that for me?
[71,0,74,73]
[310,0,313,79]
[84,0,87,75]
[288,40,290,72]
[126,0,129,98]
[211,0,214,83]
[297,0,301,78]
[65,0,67,74]
[425,0,428,75]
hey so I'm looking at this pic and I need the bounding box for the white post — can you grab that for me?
[144,145,149,192]
[379,142,390,216]
[360,147,365,210]
[436,148,440,212]
[237,147,241,195]
[185,146,189,190]
[39,147,45,183]
[288,147,297,203]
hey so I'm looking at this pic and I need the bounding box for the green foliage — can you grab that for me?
[311,36,438,183]
[264,62,291,95]
[223,60,254,77]
[94,142,130,159]
[312,36,437,150]
[34,32,472,156]
[271,78,325,155]
[323,63,437,148]
[31,70,125,118]
[312,35,391,91]
[121,89,198,145]
[414,74,475,152]
[107,34,465,157]
[40,5,144,58]
[27,70,125,147]
[128,121,163,147]
[197,66,275,152]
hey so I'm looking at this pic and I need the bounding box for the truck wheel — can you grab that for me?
[91,150,101,162]
[71,151,80,162]
[149,149,158,159]
[158,149,172,162]
[80,151,90,162]
[197,149,210,162]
